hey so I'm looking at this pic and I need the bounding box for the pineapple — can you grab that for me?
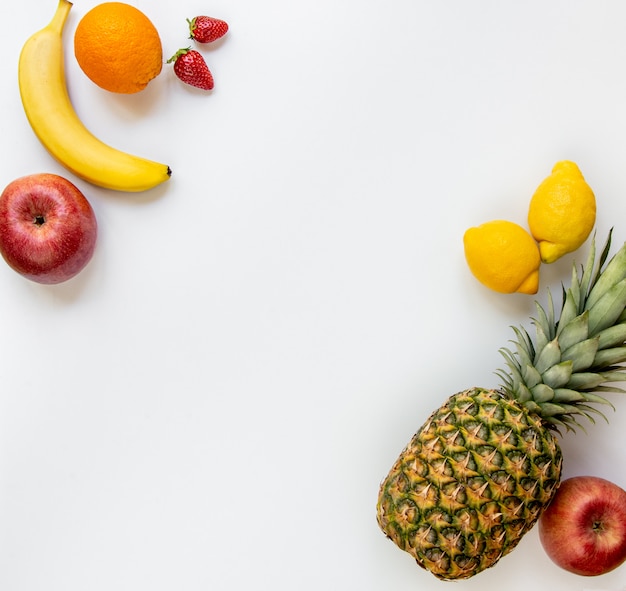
[376,231,626,580]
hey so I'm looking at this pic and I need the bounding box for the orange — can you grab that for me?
[74,2,163,94]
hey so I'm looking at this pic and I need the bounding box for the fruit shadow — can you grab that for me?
[92,78,166,123]
[24,256,99,305]
[96,177,172,206]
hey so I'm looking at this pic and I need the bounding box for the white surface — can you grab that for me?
[1,1,626,590]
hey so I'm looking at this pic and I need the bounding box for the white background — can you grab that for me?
[1,1,626,590]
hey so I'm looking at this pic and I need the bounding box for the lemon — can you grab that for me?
[528,161,596,263]
[464,220,541,294]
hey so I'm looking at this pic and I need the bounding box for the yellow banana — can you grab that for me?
[18,0,171,192]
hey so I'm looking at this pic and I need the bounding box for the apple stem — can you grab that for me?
[34,215,45,226]
[593,520,604,532]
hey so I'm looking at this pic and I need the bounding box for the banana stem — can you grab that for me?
[47,0,73,34]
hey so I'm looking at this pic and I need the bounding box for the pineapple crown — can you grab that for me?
[497,230,626,432]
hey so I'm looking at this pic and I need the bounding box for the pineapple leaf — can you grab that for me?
[523,364,542,389]
[516,383,534,403]
[531,383,555,403]
[593,346,626,368]
[587,279,626,336]
[498,232,626,430]
[541,361,573,389]
[598,323,626,350]
[495,371,513,393]
[598,369,626,383]
[538,401,577,417]
[552,388,585,402]
[561,337,599,372]
[543,415,574,433]
[522,400,542,414]
[551,413,587,432]
[583,231,603,300]
[557,288,582,336]
[533,294,555,346]
[498,349,534,404]
[598,229,614,267]
[511,327,534,366]
[573,403,609,423]
[519,326,535,358]
[533,322,550,359]
[534,339,561,374]
[499,347,520,375]
[566,372,604,390]
[581,391,616,409]
[586,233,626,311]
[544,400,607,426]
[569,263,583,315]
[594,386,626,395]
[556,311,589,351]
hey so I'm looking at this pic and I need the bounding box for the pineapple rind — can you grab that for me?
[378,232,626,580]
[376,388,562,580]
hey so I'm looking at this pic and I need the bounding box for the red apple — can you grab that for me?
[538,475,626,576]
[0,173,97,284]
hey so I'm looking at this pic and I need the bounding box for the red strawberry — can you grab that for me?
[187,16,229,43]
[168,48,214,90]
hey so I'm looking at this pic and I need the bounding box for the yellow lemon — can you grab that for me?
[528,161,596,263]
[464,220,541,294]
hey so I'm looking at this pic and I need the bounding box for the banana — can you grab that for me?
[18,0,171,193]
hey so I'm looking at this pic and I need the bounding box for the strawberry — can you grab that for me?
[187,16,229,43]
[167,48,214,90]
